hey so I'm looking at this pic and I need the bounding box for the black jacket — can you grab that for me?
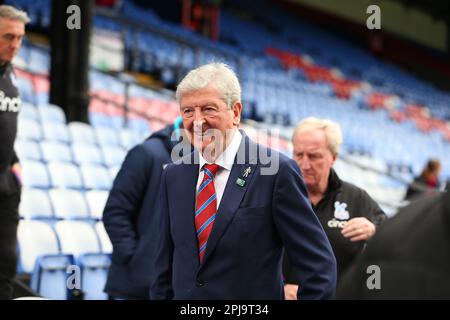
[284,169,386,284]
[337,191,450,299]
[0,63,21,196]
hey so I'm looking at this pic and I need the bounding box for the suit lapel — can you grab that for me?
[201,135,258,266]
[176,153,200,261]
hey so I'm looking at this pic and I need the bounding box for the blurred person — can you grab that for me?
[150,63,336,300]
[337,190,450,299]
[283,117,386,300]
[103,117,188,299]
[404,159,442,201]
[0,5,29,299]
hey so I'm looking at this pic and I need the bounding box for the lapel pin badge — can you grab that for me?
[243,166,252,178]
[236,178,246,187]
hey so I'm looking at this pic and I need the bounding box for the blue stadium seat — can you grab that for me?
[21,160,51,189]
[54,220,102,259]
[80,164,111,190]
[95,127,120,146]
[95,221,112,254]
[38,104,67,124]
[19,188,54,220]
[78,253,111,300]
[49,189,90,220]
[14,139,42,161]
[17,119,42,141]
[31,254,74,300]
[89,112,114,129]
[19,102,38,121]
[119,128,143,150]
[86,191,109,220]
[69,122,97,145]
[108,165,121,181]
[72,143,104,165]
[40,141,73,163]
[47,161,83,189]
[42,123,71,144]
[17,220,59,274]
[101,146,126,167]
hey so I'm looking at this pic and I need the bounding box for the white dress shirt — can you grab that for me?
[197,130,242,208]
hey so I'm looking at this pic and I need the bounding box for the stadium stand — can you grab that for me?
[5,0,449,299]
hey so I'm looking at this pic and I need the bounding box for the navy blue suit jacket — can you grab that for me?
[103,126,177,299]
[150,134,336,299]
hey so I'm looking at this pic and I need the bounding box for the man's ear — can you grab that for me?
[332,153,338,164]
[232,102,242,126]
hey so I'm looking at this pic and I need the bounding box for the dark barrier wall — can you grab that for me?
[50,0,93,123]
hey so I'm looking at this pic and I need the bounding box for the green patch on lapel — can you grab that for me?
[236,178,246,187]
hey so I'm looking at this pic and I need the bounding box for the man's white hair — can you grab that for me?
[176,62,241,109]
[293,117,343,156]
[0,5,30,24]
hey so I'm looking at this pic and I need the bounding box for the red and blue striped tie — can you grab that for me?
[195,163,221,263]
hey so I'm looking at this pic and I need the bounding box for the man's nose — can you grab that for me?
[299,158,311,170]
[11,38,21,50]
[193,118,205,132]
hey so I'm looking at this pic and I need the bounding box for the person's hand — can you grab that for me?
[11,163,23,186]
[284,284,299,300]
[341,217,376,242]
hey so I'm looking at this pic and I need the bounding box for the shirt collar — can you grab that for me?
[199,129,242,172]
[0,63,9,76]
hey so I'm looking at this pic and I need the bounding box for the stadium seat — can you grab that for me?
[85,190,109,220]
[14,139,42,161]
[119,128,143,149]
[17,220,60,274]
[101,146,126,167]
[19,188,54,220]
[54,220,102,259]
[78,253,111,300]
[17,118,42,141]
[47,161,83,189]
[49,189,90,220]
[19,102,39,121]
[21,160,51,189]
[108,165,121,181]
[95,127,120,146]
[69,122,97,145]
[80,164,111,190]
[71,143,104,165]
[40,141,73,163]
[42,123,71,144]
[95,221,112,254]
[31,254,74,300]
[38,104,66,124]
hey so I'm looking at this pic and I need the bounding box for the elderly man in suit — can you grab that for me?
[150,62,336,300]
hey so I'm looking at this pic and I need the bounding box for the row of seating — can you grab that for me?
[21,160,117,190]
[18,219,111,299]
[16,139,126,167]
[20,188,109,220]
[18,115,145,148]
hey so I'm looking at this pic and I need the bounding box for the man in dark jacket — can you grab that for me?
[283,117,386,299]
[0,5,29,299]
[103,118,189,299]
[337,190,450,299]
